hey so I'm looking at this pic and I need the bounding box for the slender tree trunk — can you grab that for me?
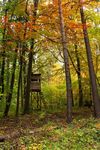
[75,45,83,107]
[24,0,39,114]
[0,9,8,100]
[58,0,73,123]
[16,49,23,116]
[22,49,26,110]
[24,45,34,114]
[80,6,100,118]
[20,0,29,111]
[21,73,23,110]
[6,57,10,92]
[4,47,18,117]
[19,44,26,112]
[0,52,5,99]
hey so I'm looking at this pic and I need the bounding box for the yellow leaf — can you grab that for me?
[95,123,100,129]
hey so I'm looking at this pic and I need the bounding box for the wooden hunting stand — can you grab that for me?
[30,73,41,110]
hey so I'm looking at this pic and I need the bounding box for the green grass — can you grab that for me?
[0,111,99,150]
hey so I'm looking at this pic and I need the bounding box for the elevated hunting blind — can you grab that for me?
[30,73,41,92]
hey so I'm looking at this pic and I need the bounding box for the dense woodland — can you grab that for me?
[0,0,100,149]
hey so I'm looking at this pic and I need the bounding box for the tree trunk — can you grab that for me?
[0,52,5,100]
[80,6,100,118]
[23,46,33,114]
[58,0,73,123]
[0,9,8,100]
[22,49,26,111]
[16,49,23,116]
[4,47,18,117]
[6,57,10,92]
[24,0,39,114]
[75,45,83,107]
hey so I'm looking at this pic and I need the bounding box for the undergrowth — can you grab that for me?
[0,112,100,150]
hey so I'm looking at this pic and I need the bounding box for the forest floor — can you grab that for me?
[0,108,100,150]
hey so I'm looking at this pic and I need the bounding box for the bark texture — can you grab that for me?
[80,6,100,118]
[58,0,73,123]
